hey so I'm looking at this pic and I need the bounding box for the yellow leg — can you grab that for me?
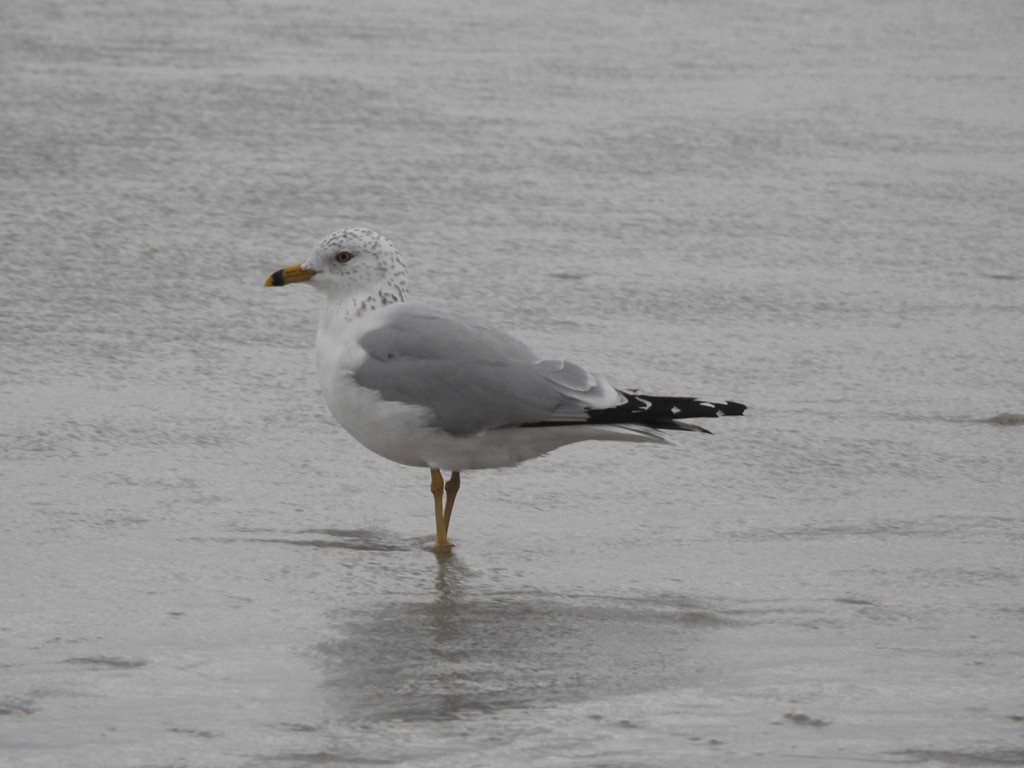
[430,469,453,554]
[442,471,460,534]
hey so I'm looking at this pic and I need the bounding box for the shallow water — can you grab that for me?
[2,1,1023,766]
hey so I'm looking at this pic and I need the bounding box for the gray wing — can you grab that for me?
[354,306,618,436]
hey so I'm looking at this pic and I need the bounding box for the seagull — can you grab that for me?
[264,228,745,553]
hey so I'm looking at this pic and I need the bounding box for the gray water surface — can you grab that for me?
[2,1,1023,766]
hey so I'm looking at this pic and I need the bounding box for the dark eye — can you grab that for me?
[335,251,354,263]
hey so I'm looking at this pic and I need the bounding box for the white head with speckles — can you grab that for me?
[265,227,409,317]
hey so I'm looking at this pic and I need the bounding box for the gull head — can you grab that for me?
[264,227,409,310]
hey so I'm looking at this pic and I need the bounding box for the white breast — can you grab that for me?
[314,307,431,468]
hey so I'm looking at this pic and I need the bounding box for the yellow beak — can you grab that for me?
[264,264,317,287]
